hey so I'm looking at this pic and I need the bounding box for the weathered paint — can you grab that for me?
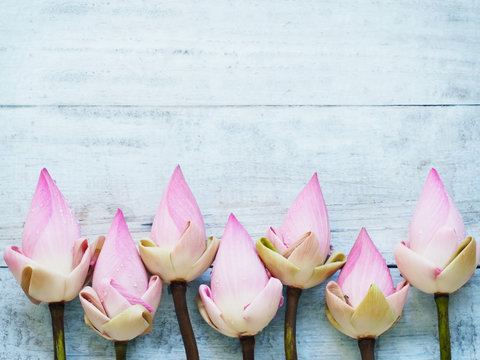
[1,1,479,358]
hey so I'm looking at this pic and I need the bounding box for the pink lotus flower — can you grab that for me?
[395,168,479,294]
[80,210,162,341]
[256,173,346,289]
[139,165,220,284]
[326,228,409,339]
[3,168,100,304]
[197,214,283,337]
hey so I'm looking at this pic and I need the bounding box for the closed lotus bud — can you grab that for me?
[4,168,100,304]
[197,214,283,337]
[256,173,346,289]
[139,165,220,284]
[80,210,162,341]
[394,168,479,294]
[326,228,409,339]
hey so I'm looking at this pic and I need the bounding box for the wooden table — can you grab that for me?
[1,1,479,359]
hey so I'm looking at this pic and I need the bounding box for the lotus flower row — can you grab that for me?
[3,166,478,358]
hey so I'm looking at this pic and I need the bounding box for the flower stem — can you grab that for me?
[48,302,66,360]
[170,281,199,360]
[114,341,128,360]
[239,336,255,360]
[357,338,375,360]
[435,294,451,360]
[285,286,302,360]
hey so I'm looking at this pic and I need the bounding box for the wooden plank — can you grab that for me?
[1,106,479,266]
[0,267,478,359]
[0,1,479,105]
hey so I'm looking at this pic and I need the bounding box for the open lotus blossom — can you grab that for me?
[139,165,220,284]
[3,168,101,304]
[255,173,346,289]
[326,228,409,339]
[394,168,479,294]
[198,214,283,338]
[80,209,162,341]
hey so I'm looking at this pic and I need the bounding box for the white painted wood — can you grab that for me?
[0,268,478,359]
[1,107,479,267]
[0,1,479,105]
[1,1,480,358]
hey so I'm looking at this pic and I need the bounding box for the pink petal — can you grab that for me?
[170,221,206,279]
[72,237,88,269]
[22,169,81,274]
[285,232,324,268]
[95,278,131,318]
[337,228,394,308]
[386,281,410,318]
[409,168,465,254]
[278,173,330,261]
[265,227,288,253]
[151,165,206,248]
[64,239,94,301]
[93,210,148,298]
[141,276,163,316]
[423,227,463,269]
[242,277,283,334]
[198,285,238,337]
[79,286,110,332]
[4,246,30,284]
[394,242,438,294]
[211,214,269,318]
[110,279,153,312]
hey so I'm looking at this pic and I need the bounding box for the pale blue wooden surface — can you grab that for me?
[1,1,479,359]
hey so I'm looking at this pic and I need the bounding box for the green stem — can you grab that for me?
[435,294,451,360]
[48,302,66,360]
[239,336,255,360]
[170,281,199,360]
[357,338,375,360]
[285,286,302,360]
[114,341,128,360]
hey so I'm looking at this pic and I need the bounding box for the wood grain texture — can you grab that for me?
[1,0,480,358]
[0,0,479,105]
[1,107,479,267]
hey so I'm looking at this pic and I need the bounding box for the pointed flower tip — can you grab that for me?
[171,164,186,181]
[306,172,320,189]
[223,214,251,243]
[290,172,323,207]
[346,228,387,271]
[338,228,394,304]
[38,168,53,186]
[40,167,51,177]
[299,172,324,202]
[354,227,373,248]
[112,208,125,223]
[429,167,439,177]
[225,213,243,235]
[165,164,197,204]
[425,167,444,188]
[109,209,131,239]
[36,168,64,199]
[165,165,189,195]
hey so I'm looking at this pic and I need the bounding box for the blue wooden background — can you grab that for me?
[1,1,479,359]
